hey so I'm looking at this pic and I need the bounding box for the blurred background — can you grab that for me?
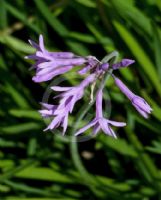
[1,0,161,199]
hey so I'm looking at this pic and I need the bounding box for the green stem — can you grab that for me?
[70,51,119,197]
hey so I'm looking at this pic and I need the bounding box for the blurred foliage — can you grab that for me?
[0,0,161,199]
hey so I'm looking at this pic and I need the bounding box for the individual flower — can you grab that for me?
[39,74,96,134]
[75,88,126,137]
[113,75,152,118]
[25,35,99,82]
[112,59,135,70]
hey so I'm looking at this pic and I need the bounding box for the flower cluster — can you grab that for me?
[26,35,152,138]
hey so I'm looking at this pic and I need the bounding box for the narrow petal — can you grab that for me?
[80,73,95,88]
[45,115,62,130]
[49,52,75,58]
[38,61,56,69]
[51,86,72,92]
[96,88,103,118]
[75,119,97,136]
[39,109,53,117]
[132,96,152,113]
[36,66,56,76]
[113,75,134,100]
[106,119,126,127]
[134,105,149,118]
[39,35,45,52]
[92,123,101,135]
[99,118,111,135]
[53,58,86,66]
[28,39,39,49]
[108,127,117,138]
[40,102,55,110]
[78,65,91,75]
[112,59,135,70]
[62,114,68,135]
[25,54,37,60]
[32,66,73,82]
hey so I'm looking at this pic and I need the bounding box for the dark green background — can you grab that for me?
[0,0,161,199]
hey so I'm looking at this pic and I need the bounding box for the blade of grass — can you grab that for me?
[152,22,161,80]
[33,0,68,37]
[0,0,8,29]
[4,2,40,33]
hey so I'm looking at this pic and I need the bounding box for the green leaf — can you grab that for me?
[99,136,137,158]
[9,110,41,120]
[1,122,41,134]
[0,0,8,29]
[5,2,40,33]
[152,22,161,79]
[75,0,96,8]
[110,0,151,37]
[0,35,34,54]
[34,0,68,37]
[14,166,74,183]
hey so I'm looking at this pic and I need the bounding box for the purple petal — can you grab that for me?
[121,59,135,67]
[39,110,53,117]
[62,114,68,135]
[45,115,62,130]
[36,66,56,76]
[134,105,149,118]
[113,76,134,100]
[80,73,95,88]
[32,66,73,82]
[92,123,101,135]
[132,96,152,113]
[75,119,97,136]
[40,102,56,110]
[131,95,152,118]
[96,88,103,118]
[39,35,46,52]
[99,118,110,134]
[112,59,135,70]
[25,54,38,60]
[49,52,75,58]
[106,119,126,127]
[51,86,72,92]
[101,63,109,71]
[108,126,117,138]
[78,65,91,75]
[99,118,117,138]
[53,57,86,66]
[28,39,39,49]
[38,61,56,69]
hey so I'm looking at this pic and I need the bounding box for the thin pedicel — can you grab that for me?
[26,35,152,138]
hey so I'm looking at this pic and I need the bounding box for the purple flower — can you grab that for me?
[112,59,135,70]
[25,35,95,82]
[113,75,152,118]
[100,63,110,71]
[39,74,96,134]
[77,56,99,75]
[75,88,126,137]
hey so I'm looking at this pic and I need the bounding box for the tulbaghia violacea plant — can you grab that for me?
[26,35,152,138]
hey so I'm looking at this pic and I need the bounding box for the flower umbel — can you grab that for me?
[26,35,152,138]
